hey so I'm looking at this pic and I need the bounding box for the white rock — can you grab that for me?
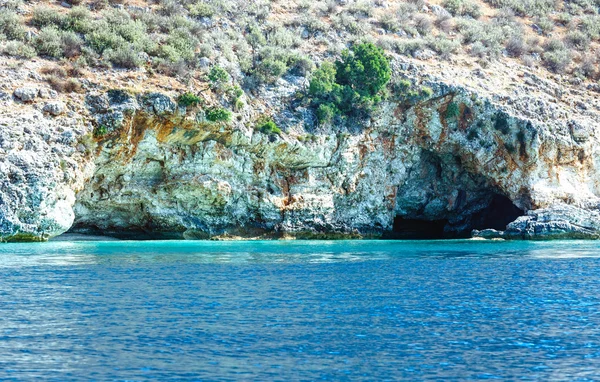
[14,87,38,102]
[43,102,65,116]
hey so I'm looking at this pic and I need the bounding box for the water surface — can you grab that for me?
[1,240,600,380]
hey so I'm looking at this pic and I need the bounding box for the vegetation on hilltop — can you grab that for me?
[309,42,391,122]
[0,0,599,127]
[0,0,598,79]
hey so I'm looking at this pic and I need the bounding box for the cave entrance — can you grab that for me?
[384,218,449,240]
[469,194,525,232]
[384,194,525,240]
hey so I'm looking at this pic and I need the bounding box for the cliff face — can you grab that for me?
[68,60,600,240]
[0,92,93,242]
[2,58,600,241]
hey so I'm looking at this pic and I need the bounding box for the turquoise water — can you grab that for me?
[2,240,600,380]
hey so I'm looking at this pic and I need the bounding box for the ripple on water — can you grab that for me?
[0,240,600,380]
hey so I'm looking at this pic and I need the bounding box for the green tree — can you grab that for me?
[308,62,337,97]
[335,42,391,99]
[307,42,391,123]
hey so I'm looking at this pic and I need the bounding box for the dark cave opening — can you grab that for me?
[385,194,525,240]
[384,218,450,240]
[469,194,525,232]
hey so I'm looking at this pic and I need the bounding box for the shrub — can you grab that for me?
[34,26,63,58]
[288,54,314,76]
[315,103,338,124]
[208,66,230,86]
[443,0,481,18]
[160,28,198,61]
[309,43,391,119]
[177,92,201,107]
[248,47,290,84]
[3,40,35,58]
[427,36,460,59]
[414,14,433,35]
[0,10,26,40]
[188,3,215,18]
[61,31,83,58]
[542,39,571,73]
[155,59,190,78]
[535,16,554,35]
[335,42,391,99]
[309,62,337,96]
[32,6,65,28]
[505,36,526,57]
[255,117,281,135]
[87,23,126,54]
[104,45,143,68]
[564,30,590,50]
[206,107,232,122]
[446,102,460,118]
[579,54,597,78]
[64,6,92,33]
[579,15,600,40]
[225,85,244,103]
[46,76,82,93]
[378,13,400,32]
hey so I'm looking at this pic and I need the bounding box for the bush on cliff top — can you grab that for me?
[1,0,598,82]
[308,42,391,123]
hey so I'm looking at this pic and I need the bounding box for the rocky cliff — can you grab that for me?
[1,56,600,241]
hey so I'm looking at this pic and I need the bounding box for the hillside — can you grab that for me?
[0,0,599,90]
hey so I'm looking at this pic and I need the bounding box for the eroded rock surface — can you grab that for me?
[69,60,600,240]
[0,107,94,241]
[2,57,600,241]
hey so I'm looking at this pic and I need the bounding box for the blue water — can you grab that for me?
[1,240,600,380]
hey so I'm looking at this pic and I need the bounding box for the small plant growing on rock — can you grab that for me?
[420,86,434,98]
[208,66,230,87]
[206,107,232,122]
[255,116,281,136]
[93,125,108,137]
[177,92,201,107]
[446,102,460,119]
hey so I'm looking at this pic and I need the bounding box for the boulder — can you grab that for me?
[14,87,38,102]
[43,101,65,116]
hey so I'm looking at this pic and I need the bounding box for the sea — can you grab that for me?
[1,239,600,380]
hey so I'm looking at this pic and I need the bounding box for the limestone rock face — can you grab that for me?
[3,57,600,241]
[70,65,600,240]
[0,107,94,241]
